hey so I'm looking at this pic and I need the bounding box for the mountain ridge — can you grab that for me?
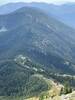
[0,7,75,74]
[0,6,75,99]
[0,2,75,28]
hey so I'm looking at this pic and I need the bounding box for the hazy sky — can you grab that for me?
[0,0,75,5]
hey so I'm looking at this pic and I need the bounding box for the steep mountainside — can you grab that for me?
[30,2,75,28]
[0,7,75,74]
[0,5,75,100]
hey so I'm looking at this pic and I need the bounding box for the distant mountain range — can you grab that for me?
[0,2,75,28]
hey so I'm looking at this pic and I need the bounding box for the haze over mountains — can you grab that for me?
[0,6,75,74]
[0,2,75,100]
[0,2,75,28]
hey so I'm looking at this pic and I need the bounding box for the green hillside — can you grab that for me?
[0,55,53,98]
[0,7,75,99]
[0,7,75,74]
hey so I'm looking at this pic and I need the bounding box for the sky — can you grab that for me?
[0,0,75,5]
